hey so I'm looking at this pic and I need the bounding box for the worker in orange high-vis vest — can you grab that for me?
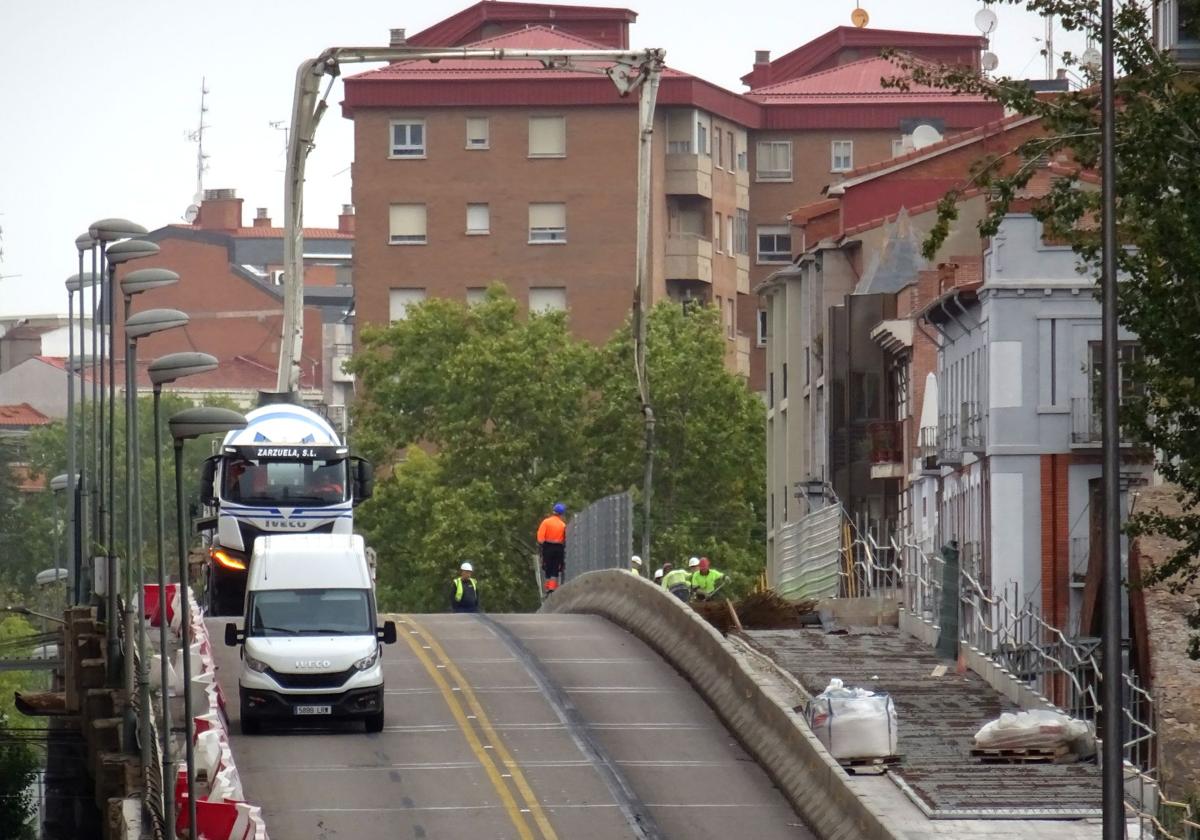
[537,503,568,585]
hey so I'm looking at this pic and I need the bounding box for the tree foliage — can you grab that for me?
[889,1,1200,654]
[347,286,765,613]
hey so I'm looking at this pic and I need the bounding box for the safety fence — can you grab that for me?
[774,504,844,602]
[562,491,633,583]
[831,526,1199,839]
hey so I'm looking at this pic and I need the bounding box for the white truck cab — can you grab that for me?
[224,533,396,734]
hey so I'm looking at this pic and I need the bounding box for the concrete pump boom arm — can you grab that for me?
[276,45,666,394]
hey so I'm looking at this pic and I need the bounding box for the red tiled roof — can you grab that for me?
[0,403,51,427]
[116,355,320,392]
[407,0,636,49]
[163,224,352,240]
[747,56,990,104]
[839,187,986,238]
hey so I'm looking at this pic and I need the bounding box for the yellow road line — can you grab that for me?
[408,616,560,840]
[397,616,537,840]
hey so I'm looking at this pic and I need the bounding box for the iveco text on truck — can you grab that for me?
[199,399,372,614]
[224,534,396,733]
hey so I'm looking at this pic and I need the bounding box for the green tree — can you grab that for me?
[889,1,1200,654]
[0,616,41,840]
[348,286,766,612]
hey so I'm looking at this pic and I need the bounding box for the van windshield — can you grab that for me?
[248,589,372,637]
[222,457,347,506]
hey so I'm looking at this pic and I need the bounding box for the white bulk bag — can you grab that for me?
[805,678,899,760]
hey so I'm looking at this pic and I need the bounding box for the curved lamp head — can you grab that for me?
[66,272,102,292]
[75,232,96,252]
[148,351,217,386]
[168,406,247,441]
[50,473,74,492]
[106,239,160,265]
[67,353,94,373]
[89,218,147,243]
[121,268,179,297]
[126,308,189,340]
[36,568,69,587]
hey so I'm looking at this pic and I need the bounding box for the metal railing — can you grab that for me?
[937,414,962,464]
[562,491,633,583]
[960,401,985,451]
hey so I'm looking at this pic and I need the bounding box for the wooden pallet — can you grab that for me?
[970,745,1072,764]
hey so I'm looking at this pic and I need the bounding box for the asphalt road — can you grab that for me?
[206,612,816,840]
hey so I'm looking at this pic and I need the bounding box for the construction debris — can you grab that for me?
[692,590,817,634]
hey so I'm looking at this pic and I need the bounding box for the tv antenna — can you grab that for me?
[184,77,210,221]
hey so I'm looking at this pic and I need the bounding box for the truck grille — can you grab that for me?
[266,665,357,690]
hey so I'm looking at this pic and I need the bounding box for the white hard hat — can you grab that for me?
[687,556,700,568]
[653,569,664,580]
[460,562,474,572]
[631,555,643,566]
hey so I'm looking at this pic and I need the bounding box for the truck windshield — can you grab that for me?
[222,457,347,506]
[247,589,372,637]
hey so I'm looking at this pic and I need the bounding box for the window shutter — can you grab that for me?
[389,204,427,242]
[528,117,566,156]
[529,203,565,229]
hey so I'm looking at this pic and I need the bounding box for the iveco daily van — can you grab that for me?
[224,533,397,733]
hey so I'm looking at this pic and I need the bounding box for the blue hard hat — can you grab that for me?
[553,502,566,514]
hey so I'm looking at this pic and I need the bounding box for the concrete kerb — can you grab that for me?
[541,570,899,840]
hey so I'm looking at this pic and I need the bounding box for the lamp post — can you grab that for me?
[147,352,218,840]
[65,269,100,605]
[168,406,246,840]
[124,304,187,808]
[100,237,160,687]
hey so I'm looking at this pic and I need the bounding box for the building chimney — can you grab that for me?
[755,50,771,65]
[1056,68,1068,80]
[338,204,356,236]
[390,28,406,47]
[196,188,243,231]
[253,207,272,228]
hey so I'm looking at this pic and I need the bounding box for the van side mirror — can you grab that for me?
[200,456,219,506]
[378,620,397,645]
[224,623,244,647]
[352,457,374,505]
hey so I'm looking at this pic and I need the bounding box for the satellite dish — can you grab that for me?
[981,51,999,72]
[851,6,869,28]
[184,204,200,223]
[911,124,943,150]
[974,7,998,35]
[1081,46,1101,70]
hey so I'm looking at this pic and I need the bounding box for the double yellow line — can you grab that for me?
[399,615,558,840]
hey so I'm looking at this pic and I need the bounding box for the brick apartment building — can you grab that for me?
[341,0,1000,388]
[110,190,355,411]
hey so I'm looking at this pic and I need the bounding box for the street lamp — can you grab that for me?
[169,406,246,840]
[124,305,187,800]
[75,233,100,592]
[147,351,217,840]
[101,237,160,685]
[65,270,100,605]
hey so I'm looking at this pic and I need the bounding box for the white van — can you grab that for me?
[224,533,397,734]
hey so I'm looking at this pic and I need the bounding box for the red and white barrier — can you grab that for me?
[147,585,269,840]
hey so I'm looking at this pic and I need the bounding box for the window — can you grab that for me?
[466,287,488,306]
[697,121,709,156]
[757,225,791,263]
[528,116,566,157]
[756,309,768,346]
[737,147,748,172]
[831,140,854,172]
[1089,342,1145,402]
[756,140,792,181]
[735,209,750,255]
[666,110,694,154]
[726,216,735,258]
[388,204,427,245]
[529,287,567,313]
[725,297,735,339]
[389,288,426,321]
[389,120,426,158]
[529,203,566,243]
[466,203,490,235]
[465,117,489,149]
[713,129,723,169]
[727,131,734,170]
[782,362,788,398]
[714,213,722,253]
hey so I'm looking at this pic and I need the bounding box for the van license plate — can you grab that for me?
[293,705,332,716]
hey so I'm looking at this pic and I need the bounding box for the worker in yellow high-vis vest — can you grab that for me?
[450,562,480,613]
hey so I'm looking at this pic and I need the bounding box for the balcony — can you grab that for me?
[331,342,354,383]
[868,420,905,479]
[937,416,963,466]
[1070,397,1138,447]
[960,401,985,452]
[665,152,713,198]
[666,234,713,283]
[918,425,939,473]
[1070,537,1091,588]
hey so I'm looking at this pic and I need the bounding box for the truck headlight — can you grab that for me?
[244,652,269,673]
[353,648,379,671]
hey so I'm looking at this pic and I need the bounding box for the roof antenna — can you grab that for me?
[183,77,210,223]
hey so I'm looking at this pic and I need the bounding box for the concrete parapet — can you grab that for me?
[543,570,899,840]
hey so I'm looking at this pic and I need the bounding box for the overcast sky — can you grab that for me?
[0,0,1084,318]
